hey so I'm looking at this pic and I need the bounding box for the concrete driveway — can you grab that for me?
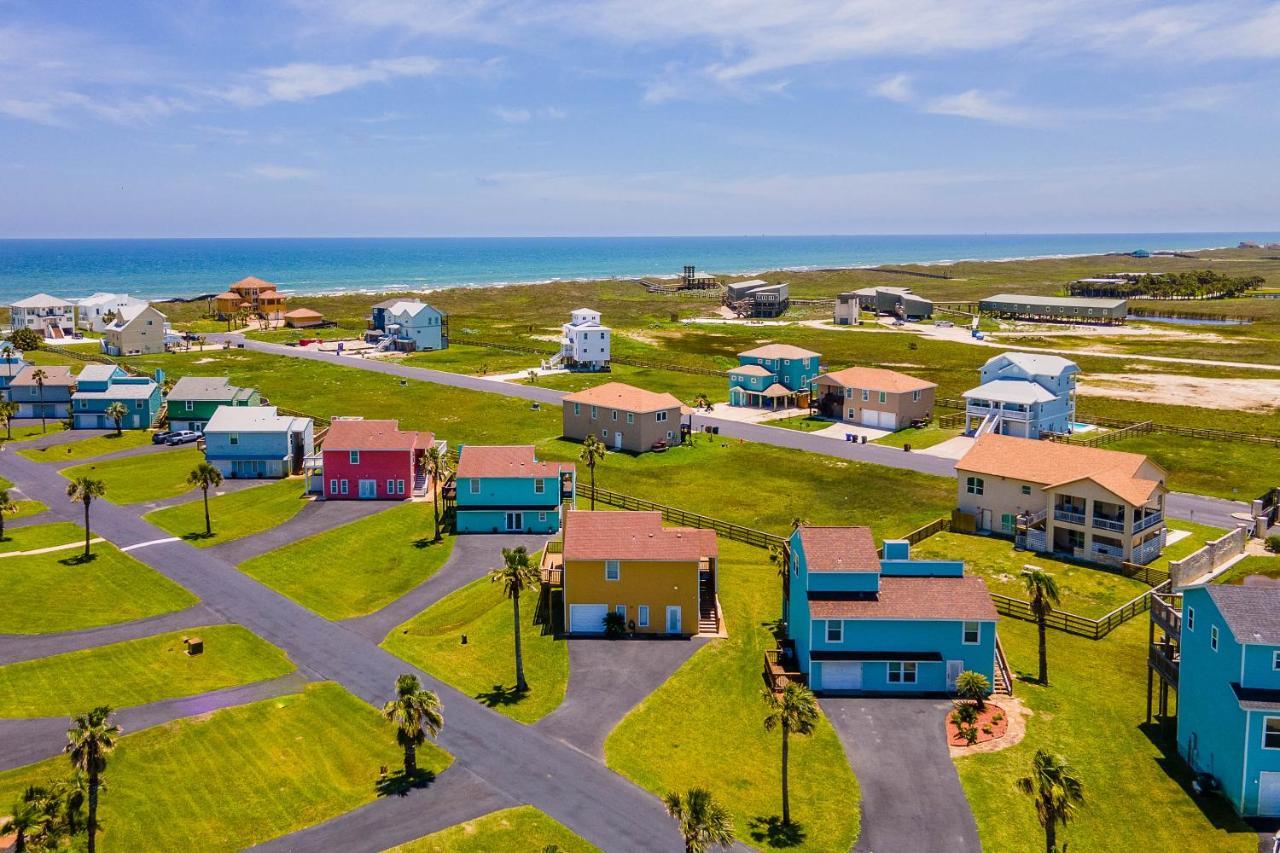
[821,697,980,853]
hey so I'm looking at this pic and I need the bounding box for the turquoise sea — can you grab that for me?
[1,233,1277,301]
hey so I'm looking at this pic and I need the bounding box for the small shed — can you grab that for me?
[284,308,325,329]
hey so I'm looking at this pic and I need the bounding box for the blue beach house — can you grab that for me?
[784,526,1000,695]
[367,301,448,352]
[963,352,1079,439]
[728,344,820,410]
[453,445,575,534]
[0,342,27,399]
[202,405,314,479]
[71,364,162,429]
[1150,583,1280,817]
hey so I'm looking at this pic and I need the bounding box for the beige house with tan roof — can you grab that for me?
[812,366,936,430]
[956,433,1168,566]
[562,382,684,453]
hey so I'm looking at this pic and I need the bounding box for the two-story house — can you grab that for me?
[784,525,999,694]
[7,365,75,419]
[963,352,1079,438]
[956,433,1168,566]
[0,342,27,400]
[728,344,820,409]
[165,376,261,433]
[321,418,440,500]
[9,294,75,338]
[556,510,720,636]
[76,292,146,332]
[1149,583,1280,817]
[203,405,314,479]
[378,301,448,352]
[561,382,684,453]
[102,304,170,356]
[553,308,611,371]
[215,276,287,321]
[812,366,937,430]
[454,445,575,534]
[71,365,162,430]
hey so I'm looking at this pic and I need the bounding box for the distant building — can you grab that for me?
[215,277,286,320]
[71,365,162,430]
[9,294,74,338]
[562,382,684,453]
[284,308,325,329]
[76,293,146,332]
[0,342,28,400]
[8,364,74,419]
[454,445,575,534]
[724,279,790,318]
[680,266,719,289]
[321,418,439,500]
[963,352,1078,439]
[373,301,448,352]
[839,286,933,322]
[812,367,936,430]
[729,344,820,409]
[203,405,314,479]
[102,304,169,356]
[553,308,611,371]
[165,376,260,433]
[978,293,1128,324]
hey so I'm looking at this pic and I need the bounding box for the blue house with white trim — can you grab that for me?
[453,445,575,534]
[71,365,162,430]
[963,352,1078,439]
[1151,583,1280,817]
[202,405,314,479]
[0,342,27,399]
[784,526,999,695]
[728,344,820,410]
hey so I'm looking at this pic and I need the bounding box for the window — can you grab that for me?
[878,391,887,404]
[1266,718,1280,750]
[1021,485,1032,496]
[861,389,869,402]
[386,479,395,494]
[962,622,980,644]
[1210,625,1219,651]
[912,390,920,402]
[184,400,194,411]
[469,478,480,494]
[966,476,984,496]
[538,511,547,522]
[573,403,581,416]
[534,479,546,494]
[600,429,609,439]
[1273,650,1280,671]
[615,604,626,618]
[349,450,360,465]
[626,412,634,424]
[78,399,87,409]
[1186,607,1195,631]
[825,621,843,643]
[135,400,143,409]
[605,560,620,581]
[638,605,649,627]
[329,478,338,493]
[340,479,349,495]
[229,433,239,446]
[888,662,918,684]
[666,431,674,440]
[590,405,598,420]
[611,409,618,421]
[844,387,852,398]
[397,480,406,495]
[656,410,668,423]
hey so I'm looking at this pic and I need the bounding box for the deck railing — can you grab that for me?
[763,649,806,693]
[990,579,1167,640]
[994,633,1015,696]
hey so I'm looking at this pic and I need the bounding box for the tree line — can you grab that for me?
[1067,270,1264,300]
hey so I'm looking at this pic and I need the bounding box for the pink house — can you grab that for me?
[321,418,438,500]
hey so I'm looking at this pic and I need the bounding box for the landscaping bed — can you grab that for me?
[61,446,203,504]
[946,702,1009,748]
[145,477,310,547]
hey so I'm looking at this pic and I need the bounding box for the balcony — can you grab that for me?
[1148,643,1179,688]
[1054,509,1086,525]
[764,647,806,694]
[1133,536,1164,565]
[1151,594,1181,638]
[1092,515,1126,532]
[1134,512,1164,533]
[967,404,1033,421]
[1091,541,1125,559]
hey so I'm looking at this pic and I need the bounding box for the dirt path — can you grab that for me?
[1079,373,1280,412]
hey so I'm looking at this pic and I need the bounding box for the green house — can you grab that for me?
[166,376,261,432]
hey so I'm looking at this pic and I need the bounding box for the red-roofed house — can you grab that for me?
[557,511,721,637]
[321,418,442,500]
[454,445,575,533]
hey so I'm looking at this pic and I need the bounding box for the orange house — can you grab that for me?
[216,277,287,320]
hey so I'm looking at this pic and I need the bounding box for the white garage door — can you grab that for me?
[1260,771,1280,816]
[821,662,863,692]
[859,409,879,427]
[569,604,608,634]
[875,410,897,429]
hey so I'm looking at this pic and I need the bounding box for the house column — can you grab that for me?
[1082,496,1095,556]
[1123,503,1136,562]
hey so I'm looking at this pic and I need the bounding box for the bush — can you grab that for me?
[961,723,980,745]
[952,703,979,728]
[992,711,1005,724]
[8,327,41,351]
[603,611,626,639]
[1265,535,1280,555]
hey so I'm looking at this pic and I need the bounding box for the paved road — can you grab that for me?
[228,336,1252,528]
[0,448,685,853]
[822,697,981,853]
[0,603,226,665]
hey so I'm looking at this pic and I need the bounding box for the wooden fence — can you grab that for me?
[579,485,786,550]
[461,338,728,378]
[1050,421,1154,448]
[990,581,1164,640]
[937,411,966,429]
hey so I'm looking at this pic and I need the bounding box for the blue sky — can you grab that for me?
[1,0,1278,237]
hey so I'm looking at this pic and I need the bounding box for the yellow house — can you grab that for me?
[559,511,720,637]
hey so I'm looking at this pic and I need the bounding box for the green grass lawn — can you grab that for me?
[873,421,964,450]
[61,447,203,504]
[0,625,294,717]
[9,498,48,519]
[605,540,860,852]
[401,343,542,377]
[1150,521,1230,571]
[239,503,455,620]
[0,421,65,443]
[767,414,837,432]
[0,682,452,852]
[526,362,727,405]
[390,806,600,853]
[0,535,197,633]
[19,429,152,463]
[956,618,1257,852]
[1106,433,1280,500]
[0,520,86,554]
[145,477,310,547]
[909,532,1151,618]
[1216,554,1280,585]
[383,576,567,725]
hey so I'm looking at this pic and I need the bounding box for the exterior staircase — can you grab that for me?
[698,570,719,634]
[993,635,1015,696]
[151,400,168,429]
[974,410,1002,438]
[412,468,429,497]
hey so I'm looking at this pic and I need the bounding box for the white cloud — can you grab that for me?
[871,73,913,103]
[491,105,567,122]
[923,89,1050,126]
[248,164,317,180]
[221,56,442,107]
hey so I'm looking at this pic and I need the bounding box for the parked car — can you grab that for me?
[151,430,175,444]
[164,430,201,445]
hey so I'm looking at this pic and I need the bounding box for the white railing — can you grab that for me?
[1092,516,1125,532]
[1134,512,1164,533]
[1133,537,1164,565]
[1054,509,1086,525]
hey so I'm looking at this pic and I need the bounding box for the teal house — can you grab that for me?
[728,344,820,409]
[454,445,575,534]
[0,342,26,399]
[166,375,261,432]
[783,526,1000,695]
[1151,583,1280,817]
[71,364,162,430]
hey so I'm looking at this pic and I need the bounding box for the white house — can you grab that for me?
[101,304,171,356]
[963,352,1079,439]
[554,308,611,371]
[9,294,74,338]
[76,293,147,332]
[382,301,448,352]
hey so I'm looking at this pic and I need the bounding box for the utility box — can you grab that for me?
[183,636,204,656]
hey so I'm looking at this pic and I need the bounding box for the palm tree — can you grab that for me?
[762,682,819,826]
[955,670,991,711]
[1015,749,1085,853]
[64,706,120,853]
[186,462,223,536]
[0,399,17,440]
[2,785,55,853]
[0,489,19,541]
[66,477,106,559]
[380,674,443,778]
[424,445,451,541]
[488,546,538,692]
[105,401,128,436]
[1021,565,1061,685]
[30,368,48,433]
[663,788,735,853]
[578,434,606,510]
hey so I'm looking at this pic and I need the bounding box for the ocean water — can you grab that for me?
[1,233,1277,301]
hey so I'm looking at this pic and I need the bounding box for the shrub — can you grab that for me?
[961,724,980,745]
[982,725,993,735]
[992,711,1005,723]
[1265,534,1280,555]
[952,703,979,728]
[603,611,626,639]
[954,670,991,710]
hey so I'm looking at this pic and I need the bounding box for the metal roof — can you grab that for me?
[962,378,1058,405]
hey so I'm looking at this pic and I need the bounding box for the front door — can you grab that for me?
[505,511,523,531]
[613,431,623,451]
[1260,771,1280,816]
[665,605,681,634]
[358,479,377,499]
[979,508,993,531]
[946,660,964,690]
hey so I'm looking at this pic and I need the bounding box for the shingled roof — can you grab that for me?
[563,511,716,562]
[808,576,997,621]
[798,526,881,573]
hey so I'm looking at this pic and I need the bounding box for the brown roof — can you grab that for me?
[739,344,820,360]
[214,291,240,300]
[231,276,277,291]
[799,526,881,573]
[323,418,431,451]
[284,308,323,319]
[809,576,997,621]
[10,365,74,386]
[563,382,682,414]
[957,434,1165,506]
[456,445,573,478]
[818,367,936,394]
[564,511,717,562]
